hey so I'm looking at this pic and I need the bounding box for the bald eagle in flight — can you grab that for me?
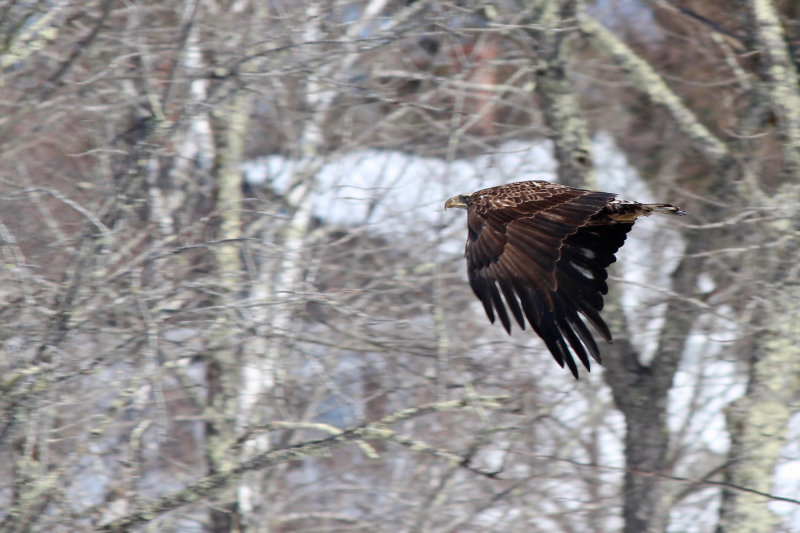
[445,180,685,378]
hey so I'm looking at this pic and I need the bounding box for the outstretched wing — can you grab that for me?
[464,181,631,377]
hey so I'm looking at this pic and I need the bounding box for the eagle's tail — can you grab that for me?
[645,203,687,217]
[601,200,687,222]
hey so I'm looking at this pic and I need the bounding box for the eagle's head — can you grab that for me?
[444,194,470,210]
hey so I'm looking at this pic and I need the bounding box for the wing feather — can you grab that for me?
[493,266,526,330]
[500,244,554,310]
[555,223,633,343]
[487,277,511,333]
[467,267,496,324]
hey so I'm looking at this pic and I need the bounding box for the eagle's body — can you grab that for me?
[445,180,685,378]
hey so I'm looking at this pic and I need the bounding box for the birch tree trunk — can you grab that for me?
[716,1,800,530]
[208,83,248,533]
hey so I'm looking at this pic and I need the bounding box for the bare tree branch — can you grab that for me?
[97,395,513,532]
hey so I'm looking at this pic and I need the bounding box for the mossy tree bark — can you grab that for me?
[716,2,800,531]
[529,0,597,189]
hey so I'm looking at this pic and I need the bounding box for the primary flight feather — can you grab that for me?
[445,180,686,378]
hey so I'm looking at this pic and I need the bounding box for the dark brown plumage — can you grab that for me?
[445,180,686,378]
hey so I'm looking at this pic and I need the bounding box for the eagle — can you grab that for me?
[445,180,685,378]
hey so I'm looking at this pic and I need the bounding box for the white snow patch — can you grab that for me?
[242,141,555,250]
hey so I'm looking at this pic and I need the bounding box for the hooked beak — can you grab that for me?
[444,196,467,210]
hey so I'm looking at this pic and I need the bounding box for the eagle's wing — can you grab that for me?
[464,182,632,377]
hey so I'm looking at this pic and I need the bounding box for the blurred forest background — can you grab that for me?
[1,0,800,532]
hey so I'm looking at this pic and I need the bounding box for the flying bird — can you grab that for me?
[445,180,685,378]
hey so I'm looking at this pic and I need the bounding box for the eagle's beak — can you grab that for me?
[444,196,467,210]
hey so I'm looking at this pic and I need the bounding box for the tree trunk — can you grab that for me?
[717,1,800,530]
[530,0,597,188]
